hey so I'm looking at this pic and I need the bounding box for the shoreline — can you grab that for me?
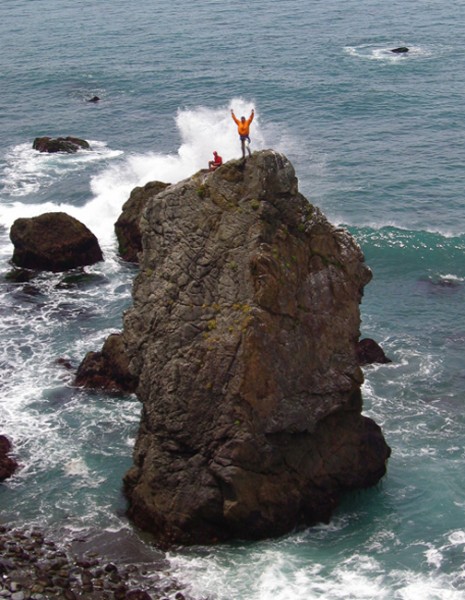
[0,524,205,600]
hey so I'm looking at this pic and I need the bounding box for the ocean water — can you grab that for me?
[1,0,465,598]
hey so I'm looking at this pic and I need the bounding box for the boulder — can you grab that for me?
[391,47,409,53]
[0,435,18,481]
[114,181,170,263]
[32,136,91,153]
[74,333,138,393]
[10,212,103,272]
[122,150,391,545]
[357,338,392,365]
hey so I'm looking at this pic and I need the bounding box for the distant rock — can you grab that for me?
[10,212,103,272]
[357,338,392,365]
[114,181,170,263]
[74,333,138,393]
[391,47,409,53]
[0,435,18,481]
[87,96,100,103]
[122,150,391,545]
[32,136,91,153]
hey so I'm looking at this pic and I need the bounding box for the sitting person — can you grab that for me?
[208,151,223,171]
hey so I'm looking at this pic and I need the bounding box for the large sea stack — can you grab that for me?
[123,150,390,545]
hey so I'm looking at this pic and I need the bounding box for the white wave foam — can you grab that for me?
[0,141,122,198]
[64,457,90,477]
[447,530,465,547]
[0,98,278,249]
[344,44,432,63]
[168,545,465,600]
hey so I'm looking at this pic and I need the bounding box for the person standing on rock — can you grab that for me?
[231,108,254,158]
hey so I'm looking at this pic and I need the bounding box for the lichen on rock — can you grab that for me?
[122,150,390,545]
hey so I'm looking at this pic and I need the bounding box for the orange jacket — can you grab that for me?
[232,110,254,136]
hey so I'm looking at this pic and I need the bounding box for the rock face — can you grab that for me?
[122,150,390,545]
[115,181,170,262]
[10,212,103,272]
[74,333,138,393]
[357,338,392,366]
[32,136,91,153]
[0,435,18,481]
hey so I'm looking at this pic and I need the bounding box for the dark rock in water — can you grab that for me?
[0,435,19,481]
[391,46,409,53]
[56,272,107,289]
[122,150,391,546]
[115,181,170,263]
[33,136,91,153]
[4,267,37,283]
[356,338,392,366]
[418,275,462,294]
[74,333,138,393]
[87,96,100,103]
[126,591,152,600]
[10,212,103,272]
[55,357,74,371]
[70,528,165,566]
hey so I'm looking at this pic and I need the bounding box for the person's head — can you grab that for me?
[241,116,245,122]
[213,151,218,157]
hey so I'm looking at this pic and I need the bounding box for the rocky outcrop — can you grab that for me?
[32,136,91,153]
[357,338,392,366]
[74,333,138,393]
[115,181,170,262]
[122,150,390,545]
[0,435,18,481]
[10,212,103,272]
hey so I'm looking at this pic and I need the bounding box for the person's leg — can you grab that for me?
[240,138,245,158]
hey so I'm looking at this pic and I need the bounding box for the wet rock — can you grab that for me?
[4,268,37,283]
[126,591,152,600]
[0,526,201,600]
[115,181,170,263]
[391,46,409,53]
[356,338,392,366]
[74,332,138,393]
[10,212,103,272]
[0,435,19,481]
[32,136,91,153]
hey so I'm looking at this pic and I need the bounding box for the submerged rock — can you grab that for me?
[10,212,103,272]
[391,46,409,53]
[115,181,170,263]
[32,136,91,153]
[122,150,391,545]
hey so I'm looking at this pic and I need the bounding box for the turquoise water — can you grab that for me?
[1,0,465,598]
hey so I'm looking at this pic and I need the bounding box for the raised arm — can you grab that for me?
[231,109,239,125]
